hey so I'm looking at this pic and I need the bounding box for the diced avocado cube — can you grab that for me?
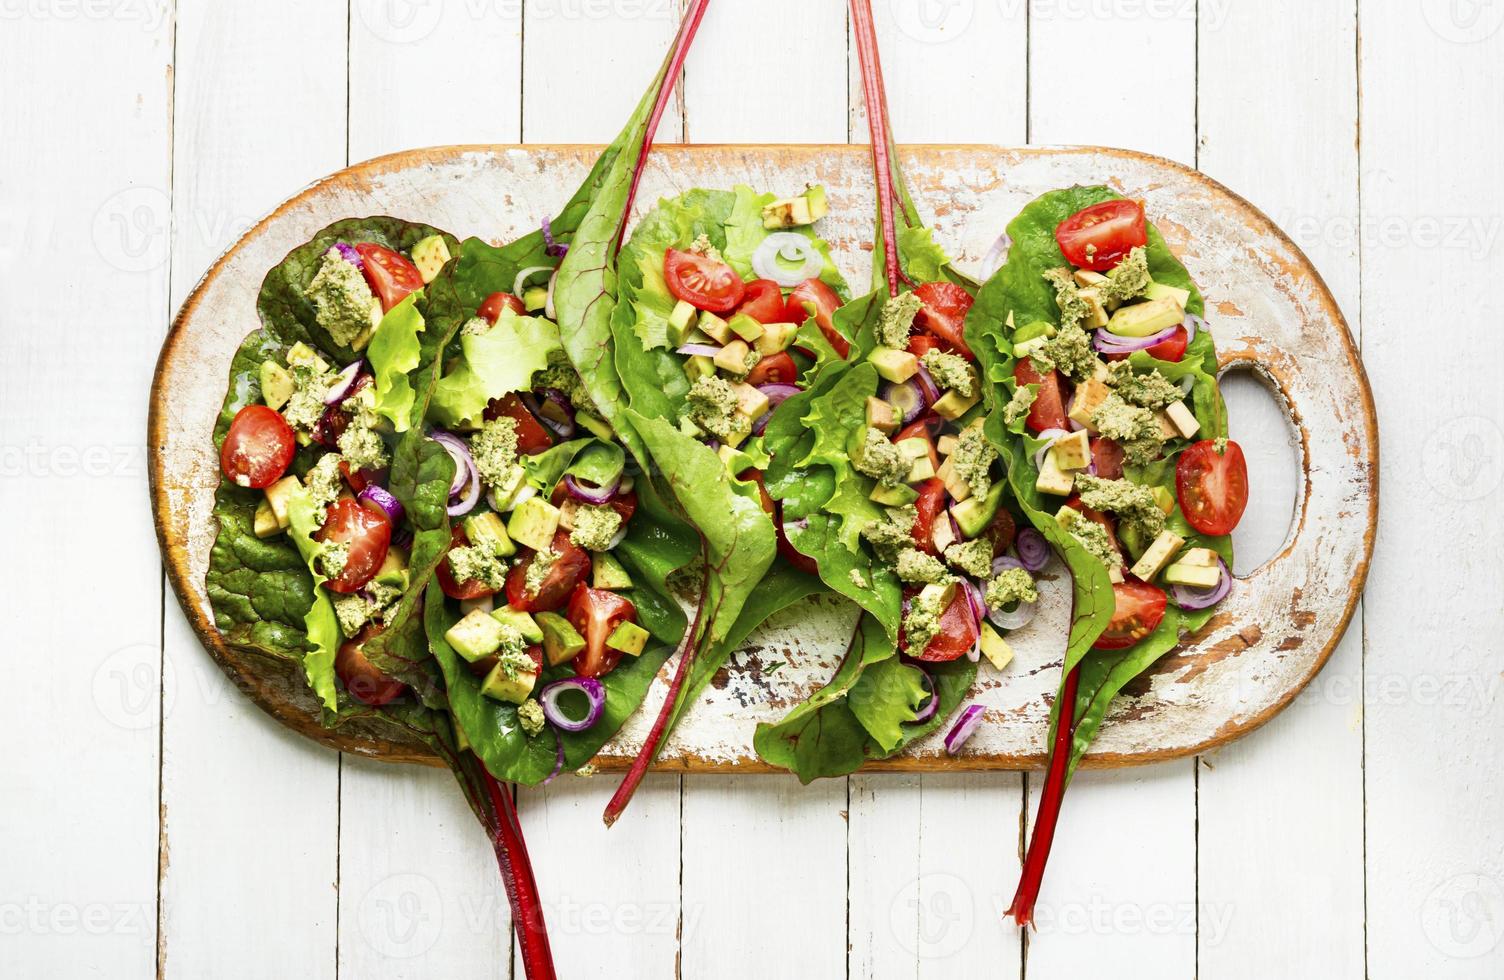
[905,456,936,484]
[869,482,918,507]
[259,360,295,411]
[1068,377,1112,431]
[803,185,828,222]
[1055,504,1081,528]
[523,286,548,312]
[698,311,735,345]
[374,546,409,589]
[492,606,544,644]
[678,416,704,439]
[1073,268,1109,289]
[410,235,452,284]
[754,322,797,356]
[479,658,538,705]
[716,444,739,469]
[1078,287,1110,328]
[1034,448,1075,496]
[728,312,764,343]
[952,481,1006,538]
[286,341,329,374]
[868,346,919,384]
[445,608,506,663]
[536,611,586,667]
[1180,547,1220,568]
[575,412,614,441]
[713,339,754,375]
[685,354,717,383]
[730,382,770,419]
[931,512,957,553]
[1014,320,1056,344]
[761,187,828,228]
[917,580,956,614]
[1143,280,1191,310]
[459,595,495,617]
[253,499,283,539]
[264,475,301,530]
[668,299,698,341]
[606,620,650,657]
[936,456,971,503]
[592,552,635,590]
[1106,297,1183,338]
[865,397,898,434]
[933,388,980,420]
[895,437,931,460]
[1130,530,1185,582]
[979,622,1014,670]
[1012,335,1048,359]
[1163,562,1222,589]
[937,434,959,457]
[1151,485,1176,515]
[1052,430,1091,471]
[488,466,528,512]
[507,497,561,552]
[464,512,516,558]
[1164,401,1200,439]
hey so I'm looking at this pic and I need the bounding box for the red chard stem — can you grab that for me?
[1006,664,1082,928]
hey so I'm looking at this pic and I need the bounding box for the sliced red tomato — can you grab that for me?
[353,242,423,312]
[664,248,744,313]
[336,626,406,706]
[568,584,638,678]
[736,278,786,324]
[505,530,591,613]
[1013,360,1068,433]
[894,416,942,469]
[745,351,799,387]
[911,281,975,360]
[1055,199,1148,273]
[743,469,819,575]
[484,392,553,454]
[1176,440,1249,536]
[318,497,392,594]
[983,506,1017,558]
[478,291,526,323]
[785,278,848,358]
[338,460,386,495]
[436,526,497,600]
[1093,579,1168,650]
[906,333,944,358]
[1090,437,1125,480]
[911,478,946,556]
[908,591,980,662]
[220,404,296,489]
[1103,324,1188,365]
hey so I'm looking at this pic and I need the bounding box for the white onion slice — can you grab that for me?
[513,265,553,297]
[979,231,1011,280]
[753,233,823,287]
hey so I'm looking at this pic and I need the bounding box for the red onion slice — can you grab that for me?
[944,703,985,755]
[541,731,566,785]
[333,242,362,268]
[430,431,473,496]
[979,231,1011,280]
[911,669,938,723]
[357,485,405,524]
[914,363,942,405]
[513,265,553,298]
[752,383,802,435]
[1171,557,1232,610]
[676,343,723,358]
[540,677,606,733]
[1094,323,1180,354]
[1014,529,1049,571]
[541,215,568,258]
[882,378,929,426]
[529,388,576,440]
[563,473,620,505]
[1183,313,1202,345]
[324,360,366,405]
[448,462,481,517]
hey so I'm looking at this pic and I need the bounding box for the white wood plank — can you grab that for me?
[1024,765,1199,976]
[1028,0,1197,164]
[680,775,849,979]
[1024,10,1198,977]
[845,7,1030,978]
[1360,1,1504,975]
[1194,4,1366,978]
[349,0,523,162]
[521,0,683,143]
[0,11,170,980]
[158,3,348,978]
[683,0,848,143]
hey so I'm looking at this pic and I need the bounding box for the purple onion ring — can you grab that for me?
[540,677,606,733]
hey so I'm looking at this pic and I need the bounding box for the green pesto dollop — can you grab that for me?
[1030,323,1097,384]
[337,393,390,471]
[517,698,546,737]
[1099,247,1151,304]
[461,315,491,338]
[570,504,622,552]
[849,567,870,590]
[471,416,521,489]
[1107,361,1182,410]
[861,505,917,562]
[331,577,404,638]
[688,233,723,263]
[875,291,923,349]
[305,453,345,513]
[305,248,378,348]
[1042,267,1089,332]
[944,538,994,580]
[1073,474,1166,542]
[949,425,997,498]
[533,349,592,410]
[448,544,509,591]
[283,362,332,435]
[919,350,975,397]
[896,547,949,585]
[685,376,746,442]
[524,547,558,597]
[1062,510,1121,570]
[1091,393,1166,466]
[985,567,1038,610]
[903,586,950,655]
[1002,383,1037,426]
[320,541,350,580]
[854,427,911,487]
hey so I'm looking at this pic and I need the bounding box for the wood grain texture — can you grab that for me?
[150,143,1376,774]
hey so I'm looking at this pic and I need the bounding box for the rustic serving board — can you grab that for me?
[149,144,1377,772]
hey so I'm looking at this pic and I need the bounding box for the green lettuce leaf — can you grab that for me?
[366,290,426,431]
[428,308,561,428]
[283,487,341,711]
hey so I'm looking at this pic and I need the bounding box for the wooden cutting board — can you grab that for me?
[149,144,1377,772]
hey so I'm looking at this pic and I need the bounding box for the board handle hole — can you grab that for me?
[1216,361,1302,578]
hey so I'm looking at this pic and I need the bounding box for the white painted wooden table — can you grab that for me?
[3,1,1500,977]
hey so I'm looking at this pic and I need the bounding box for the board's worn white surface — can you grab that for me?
[7,4,1502,980]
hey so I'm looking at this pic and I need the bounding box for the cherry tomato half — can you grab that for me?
[1055,199,1148,273]
[318,497,392,594]
[1090,437,1125,481]
[911,478,946,556]
[1175,440,1249,536]
[1012,360,1068,433]
[745,352,799,387]
[785,278,847,358]
[478,291,526,323]
[906,590,980,662]
[736,278,787,324]
[505,530,591,613]
[568,584,638,678]
[336,626,407,706]
[221,404,296,489]
[1093,579,1168,651]
[485,392,554,454]
[911,281,974,360]
[664,248,744,313]
[436,526,498,601]
[353,243,423,312]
